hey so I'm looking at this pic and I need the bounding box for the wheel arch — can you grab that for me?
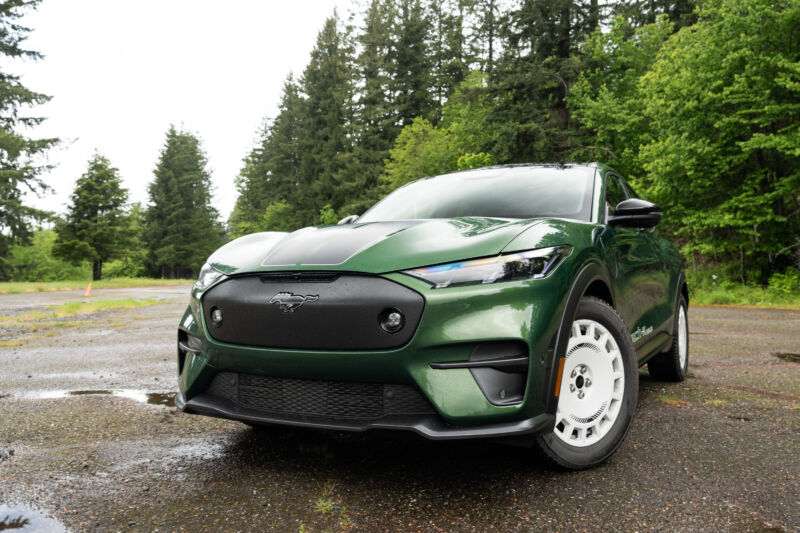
[542,260,615,414]
[681,278,689,306]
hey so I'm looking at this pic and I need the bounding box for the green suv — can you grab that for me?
[176,163,689,469]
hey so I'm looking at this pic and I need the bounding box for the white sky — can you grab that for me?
[16,0,356,221]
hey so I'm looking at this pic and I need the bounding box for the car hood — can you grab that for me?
[209,217,577,275]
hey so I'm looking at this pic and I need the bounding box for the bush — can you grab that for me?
[104,252,146,278]
[768,267,800,295]
[5,230,90,281]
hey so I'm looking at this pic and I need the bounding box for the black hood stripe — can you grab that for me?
[261,222,418,267]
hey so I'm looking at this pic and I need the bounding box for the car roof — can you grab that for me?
[439,162,601,177]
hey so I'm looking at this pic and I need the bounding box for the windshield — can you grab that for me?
[359,166,596,222]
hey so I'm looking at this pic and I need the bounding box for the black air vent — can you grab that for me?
[259,271,341,283]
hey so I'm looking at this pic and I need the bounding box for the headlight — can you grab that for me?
[402,246,571,289]
[195,263,226,290]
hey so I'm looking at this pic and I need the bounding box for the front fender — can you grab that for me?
[542,260,615,414]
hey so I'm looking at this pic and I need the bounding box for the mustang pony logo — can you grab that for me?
[269,292,319,313]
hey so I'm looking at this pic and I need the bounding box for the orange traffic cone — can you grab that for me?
[84,282,92,297]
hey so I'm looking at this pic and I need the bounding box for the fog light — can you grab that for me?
[379,308,404,333]
[210,307,223,327]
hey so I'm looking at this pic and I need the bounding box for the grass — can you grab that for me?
[0,298,162,325]
[49,297,162,316]
[691,284,800,309]
[0,298,166,348]
[0,338,25,347]
[0,277,193,295]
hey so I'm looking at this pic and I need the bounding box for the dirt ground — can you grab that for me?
[0,286,798,532]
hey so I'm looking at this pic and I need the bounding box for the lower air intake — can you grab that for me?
[206,372,435,421]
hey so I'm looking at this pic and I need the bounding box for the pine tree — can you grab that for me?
[144,127,223,278]
[340,0,399,216]
[391,0,435,127]
[0,0,58,280]
[230,76,305,236]
[611,0,696,29]
[53,154,133,281]
[296,14,356,223]
[487,0,599,162]
[428,0,472,108]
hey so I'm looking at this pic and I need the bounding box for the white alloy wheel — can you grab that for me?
[553,319,625,447]
[678,306,688,370]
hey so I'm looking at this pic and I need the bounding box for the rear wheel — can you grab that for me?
[537,297,638,470]
[647,295,689,381]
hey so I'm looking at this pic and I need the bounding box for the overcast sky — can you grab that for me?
[16,0,356,220]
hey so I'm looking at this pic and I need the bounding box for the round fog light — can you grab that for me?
[210,307,223,327]
[379,308,404,333]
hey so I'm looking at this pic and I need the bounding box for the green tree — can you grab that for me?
[487,0,598,163]
[53,154,133,281]
[571,0,800,281]
[468,0,503,76]
[611,0,696,29]
[0,0,59,280]
[144,127,223,278]
[104,203,147,278]
[340,0,400,216]
[296,14,356,224]
[569,15,674,176]
[262,200,297,232]
[391,0,435,126]
[230,76,306,237]
[382,72,497,189]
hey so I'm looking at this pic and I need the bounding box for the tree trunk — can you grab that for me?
[92,260,102,281]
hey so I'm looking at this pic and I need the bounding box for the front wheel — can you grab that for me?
[537,297,638,470]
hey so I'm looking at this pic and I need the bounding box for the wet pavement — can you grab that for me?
[0,287,798,532]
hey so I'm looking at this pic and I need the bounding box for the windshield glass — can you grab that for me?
[359,166,596,222]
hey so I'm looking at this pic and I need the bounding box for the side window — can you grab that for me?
[605,173,627,216]
[621,179,639,199]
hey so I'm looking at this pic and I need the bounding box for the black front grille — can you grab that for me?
[202,274,425,350]
[206,372,435,420]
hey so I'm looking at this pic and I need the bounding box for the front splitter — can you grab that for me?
[176,392,555,441]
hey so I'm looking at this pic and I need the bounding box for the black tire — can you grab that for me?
[536,297,639,470]
[647,295,689,382]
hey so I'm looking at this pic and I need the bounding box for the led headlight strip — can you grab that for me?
[402,245,571,289]
[195,263,226,290]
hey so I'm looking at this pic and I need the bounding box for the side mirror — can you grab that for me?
[337,214,359,225]
[608,198,662,228]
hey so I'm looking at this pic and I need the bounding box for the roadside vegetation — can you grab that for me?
[0,278,192,295]
[689,267,800,308]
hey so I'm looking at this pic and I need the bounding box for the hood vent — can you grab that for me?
[259,271,341,283]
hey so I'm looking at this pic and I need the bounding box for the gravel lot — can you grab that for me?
[0,286,798,532]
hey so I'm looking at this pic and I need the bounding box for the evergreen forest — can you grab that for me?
[1,0,799,295]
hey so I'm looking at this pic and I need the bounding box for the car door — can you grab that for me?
[602,171,671,360]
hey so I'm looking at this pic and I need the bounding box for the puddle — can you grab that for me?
[773,352,800,363]
[0,503,67,532]
[23,390,176,407]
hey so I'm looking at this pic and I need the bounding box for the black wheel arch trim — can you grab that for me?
[543,260,615,414]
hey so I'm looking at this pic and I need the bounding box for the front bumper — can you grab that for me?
[177,270,571,439]
[175,391,554,440]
